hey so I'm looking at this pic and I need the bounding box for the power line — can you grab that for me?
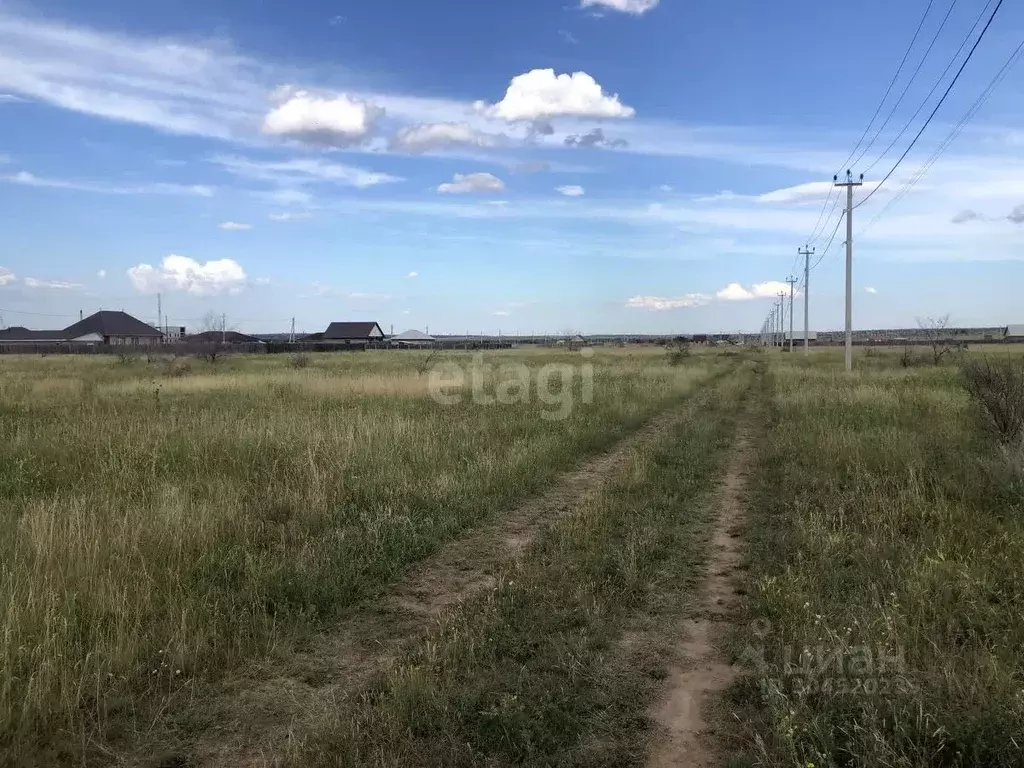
[805,185,836,245]
[810,210,846,270]
[810,191,844,247]
[859,33,1024,237]
[863,0,997,174]
[854,0,1005,210]
[834,0,938,174]
[850,0,960,169]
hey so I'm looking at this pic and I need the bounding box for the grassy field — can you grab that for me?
[0,346,719,764]
[734,344,1024,766]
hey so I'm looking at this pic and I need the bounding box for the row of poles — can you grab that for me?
[758,170,863,370]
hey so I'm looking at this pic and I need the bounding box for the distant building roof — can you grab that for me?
[0,327,68,341]
[186,331,264,344]
[63,311,163,339]
[322,321,384,340]
[1005,325,1024,337]
[392,329,435,342]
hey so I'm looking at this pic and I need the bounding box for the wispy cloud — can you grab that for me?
[218,221,251,230]
[2,170,213,196]
[626,294,710,311]
[24,277,81,289]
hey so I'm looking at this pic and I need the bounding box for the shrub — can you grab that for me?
[962,357,1024,447]
[163,359,192,378]
[289,352,311,370]
[667,343,692,367]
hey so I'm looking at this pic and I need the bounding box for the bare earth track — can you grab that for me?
[138,398,705,767]
[646,408,754,768]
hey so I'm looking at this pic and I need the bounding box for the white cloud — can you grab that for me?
[564,127,627,149]
[660,184,673,192]
[0,93,24,103]
[97,269,106,278]
[259,189,313,206]
[218,221,251,230]
[262,90,382,147]
[865,286,878,294]
[390,122,506,153]
[556,185,585,197]
[212,155,401,189]
[24,277,80,289]
[407,271,418,278]
[127,255,247,295]
[0,267,16,285]
[716,280,791,301]
[558,29,579,44]
[437,172,505,194]
[494,310,511,316]
[626,294,711,310]
[3,170,213,197]
[581,0,660,14]
[268,211,312,221]
[477,69,635,122]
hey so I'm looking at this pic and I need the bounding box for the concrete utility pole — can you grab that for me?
[835,170,863,371]
[777,292,786,348]
[289,317,295,344]
[786,276,798,353]
[799,246,814,356]
[157,292,162,341]
[221,313,226,344]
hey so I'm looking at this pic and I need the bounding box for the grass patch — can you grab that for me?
[733,350,1024,767]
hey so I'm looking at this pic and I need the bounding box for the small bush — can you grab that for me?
[289,353,311,369]
[962,357,1024,447]
[667,344,692,366]
[163,359,192,378]
[116,353,140,366]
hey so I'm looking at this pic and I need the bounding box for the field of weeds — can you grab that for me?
[0,346,718,764]
[736,345,1024,767]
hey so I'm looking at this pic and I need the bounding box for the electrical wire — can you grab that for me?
[805,185,836,245]
[850,0,960,169]
[858,33,1024,237]
[810,210,846,270]
[834,0,938,175]
[854,0,1005,210]
[863,0,997,174]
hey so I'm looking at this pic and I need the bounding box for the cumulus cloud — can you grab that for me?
[24,277,81,289]
[476,69,635,122]
[269,211,312,221]
[390,122,506,153]
[97,269,106,278]
[716,280,792,301]
[556,185,585,197]
[128,254,247,295]
[626,294,711,310]
[437,172,505,194]
[262,89,382,147]
[1008,204,1024,224]
[581,0,660,14]
[0,267,16,285]
[865,286,878,294]
[218,221,251,230]
[951,209,982,224]
[564,127,628,149]
[407,271,418,278]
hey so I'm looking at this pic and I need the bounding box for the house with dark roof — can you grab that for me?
[0,327,70,344]
[62,311,164,345]
[390,329,435,347]
[302,321,385,346]
[186,331,264,344]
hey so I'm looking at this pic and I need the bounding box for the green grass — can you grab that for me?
[0,347,717,764]
[733,349,1024,767]
[292,361,756,766]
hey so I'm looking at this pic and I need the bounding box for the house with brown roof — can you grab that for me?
[303,321,385,347]
[0,311,163,347]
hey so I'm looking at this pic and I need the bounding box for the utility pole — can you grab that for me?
[777,292,786,349]
[221,313,226,344]
[157,293,162,342]
[835,170,863,371]
[785,276,798,353]
[799,246,814,356]
[289,317,295,344]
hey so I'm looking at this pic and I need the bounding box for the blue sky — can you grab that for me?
[1,0,1023,335]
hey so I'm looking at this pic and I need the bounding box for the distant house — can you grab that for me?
[1005,325,1024,343]
[391,329,435,347]
[0,311,163,347]
[186,331,264,344]
[0,327,69,344]
[784,331,819,344]
[304,321,385,345]
[62,311,164,345]
[152,324,187,341]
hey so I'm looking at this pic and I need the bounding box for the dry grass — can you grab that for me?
[0,347,714,764]
[732,347,1024,767]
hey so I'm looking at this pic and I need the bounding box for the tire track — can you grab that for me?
[646,402,754,768]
